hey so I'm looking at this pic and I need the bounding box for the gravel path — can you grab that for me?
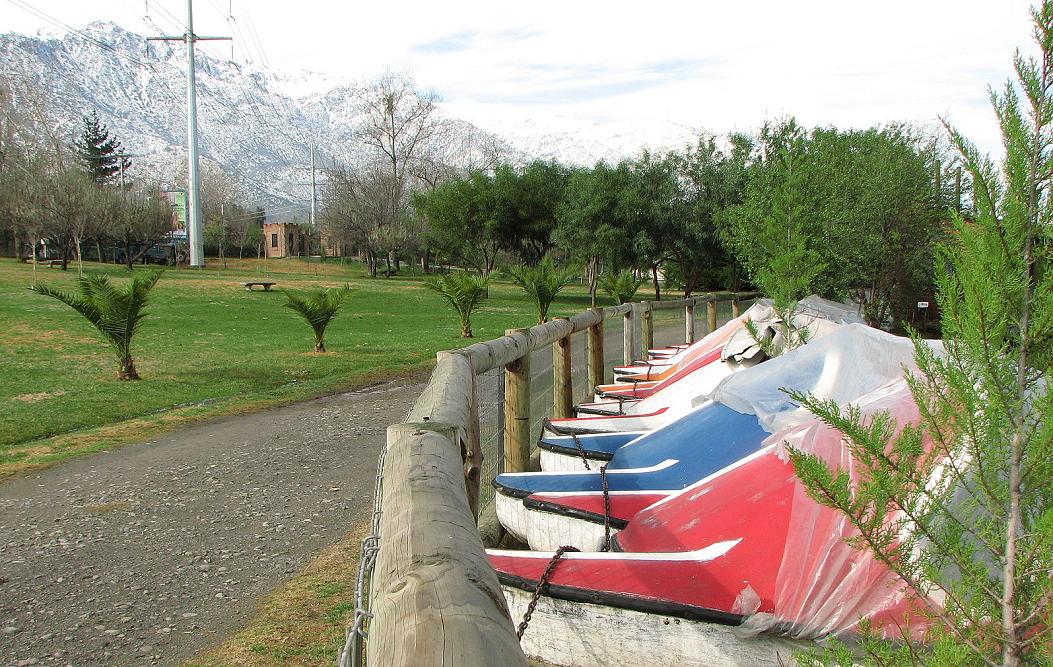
[0,375,426,667]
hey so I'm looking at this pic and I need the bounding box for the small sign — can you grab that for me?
[917,301,930,309]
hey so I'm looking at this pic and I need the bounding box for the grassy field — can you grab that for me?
[0,257,615,477]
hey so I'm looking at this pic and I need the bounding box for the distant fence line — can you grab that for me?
[343,291,759,667]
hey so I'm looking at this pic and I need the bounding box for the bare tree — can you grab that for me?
[356,72,445,272]
[320,165,390,277]
[107,185,175,270]
[0,67,63,260]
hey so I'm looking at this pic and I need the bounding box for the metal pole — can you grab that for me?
[310,144,317,229]
[186,0,204,267]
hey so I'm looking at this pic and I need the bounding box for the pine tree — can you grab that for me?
[789,3,1053,664]
[74,110,131,185]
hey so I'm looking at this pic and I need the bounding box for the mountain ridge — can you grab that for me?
[0,21,696,217]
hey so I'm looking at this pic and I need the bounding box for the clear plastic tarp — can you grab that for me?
[738,377,935,639]
[713,323,938,433]
[721,295,862,363]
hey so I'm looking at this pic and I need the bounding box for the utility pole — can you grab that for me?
[148,0,230,268]
[307,144,320,259]
[310,144,316,230]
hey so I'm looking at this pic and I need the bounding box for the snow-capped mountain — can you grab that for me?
[0,22,694,216]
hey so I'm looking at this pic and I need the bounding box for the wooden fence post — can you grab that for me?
[685,300,695,344]
[368,423,528,666]
[587,309,604,393]
[552,326,573,419]
[707,299,718,334]
[503,328,531,473]
[623,307,634,364]
[466,372,482,519]
[642,302,654,353]
[732,295,741,318]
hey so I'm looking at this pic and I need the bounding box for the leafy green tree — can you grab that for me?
[242,224,263,260]
[412,172,502,275]
[282,286,351,352]
[789,5,1053,664]
[668,133,751,297]
[31,270,162,380]
[621,151,680,300]
[723,120,824,351]
[492,161,569,265]
[804,125,948,328]
[74,110,131,185]
[506,256,577,324]
[598,269,643,305]
[423,271,489,337]
[554,162,636,305]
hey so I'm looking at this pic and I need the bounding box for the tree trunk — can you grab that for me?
[651,265,661,301]
[461,321,473,337]
[118,358,140,381]
[60,242,71,271]
[95,240,104,263]
[125,240,134,270]
[75,236,84,276]
[315,337,326,353]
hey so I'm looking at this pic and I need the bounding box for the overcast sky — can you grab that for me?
[0,0,1038,157]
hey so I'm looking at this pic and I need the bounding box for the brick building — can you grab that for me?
[263,222,309,258]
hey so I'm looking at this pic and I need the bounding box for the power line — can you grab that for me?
[4,0,156,69]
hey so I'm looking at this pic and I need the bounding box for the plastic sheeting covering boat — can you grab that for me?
[490,378,935,667]
[552,297,863,435]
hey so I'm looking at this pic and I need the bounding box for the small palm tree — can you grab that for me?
[423,271,489,337]
[598,269,643,305]
[506,257,578,325]
[282,286,351,352]
[31,270,163,380]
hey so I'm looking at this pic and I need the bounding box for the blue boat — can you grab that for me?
[503,402,767,497]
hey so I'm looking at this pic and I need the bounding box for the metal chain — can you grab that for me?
[517,545,580,639]
[600,464,612,552]
[570,432,592,470]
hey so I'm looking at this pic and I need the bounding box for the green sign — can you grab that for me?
[174,192,187,226]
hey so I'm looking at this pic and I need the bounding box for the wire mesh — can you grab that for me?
[476,366,504,509]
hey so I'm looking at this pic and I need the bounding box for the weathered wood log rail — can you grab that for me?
[354,291,759,667]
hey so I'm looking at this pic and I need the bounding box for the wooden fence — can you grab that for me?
[356,292,757,667]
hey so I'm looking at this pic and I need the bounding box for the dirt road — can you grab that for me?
[0,375,426,667]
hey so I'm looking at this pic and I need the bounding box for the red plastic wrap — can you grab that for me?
[738,378,935,639]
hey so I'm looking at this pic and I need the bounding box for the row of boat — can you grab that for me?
[486,298,938,666]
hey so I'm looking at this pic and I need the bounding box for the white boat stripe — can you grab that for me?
[500,458,679,479]
[489,538,742,562]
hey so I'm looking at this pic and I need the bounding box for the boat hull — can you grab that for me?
[496,491,620,550]
[505,585,801,667]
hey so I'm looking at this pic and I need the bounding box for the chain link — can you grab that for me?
[570,432,591,470]
[516,545,580,639]
[568,434,611,551]
[600,464,612,552]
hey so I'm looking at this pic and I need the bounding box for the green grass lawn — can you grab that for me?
[0,257,615,477]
